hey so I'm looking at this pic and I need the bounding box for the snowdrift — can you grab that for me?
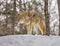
[0,35,60,46]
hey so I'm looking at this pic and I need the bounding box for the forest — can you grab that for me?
[0,0,60,36]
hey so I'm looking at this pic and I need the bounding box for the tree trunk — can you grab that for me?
[19,0,22,11]
[5,0,8,29]
[23,0,26,11]
[12,0,16,34]
[57,0,60,35]
[44,0,50,35]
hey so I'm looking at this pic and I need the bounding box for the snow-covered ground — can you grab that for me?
[0,35,60,46]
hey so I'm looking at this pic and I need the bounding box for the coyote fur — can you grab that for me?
[17,11,46,35]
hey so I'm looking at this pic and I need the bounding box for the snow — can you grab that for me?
[0,35,60,46]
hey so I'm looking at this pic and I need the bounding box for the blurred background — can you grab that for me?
[0,0,59,36]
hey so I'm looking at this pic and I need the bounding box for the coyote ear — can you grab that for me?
[28,11,33,17]
[33,13,35,17]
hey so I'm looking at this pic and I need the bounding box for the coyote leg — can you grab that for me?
[27,23,32,35]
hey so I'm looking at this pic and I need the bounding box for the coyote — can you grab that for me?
[17,11,46,35]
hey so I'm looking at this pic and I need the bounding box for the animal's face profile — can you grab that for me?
[17,11,30,25]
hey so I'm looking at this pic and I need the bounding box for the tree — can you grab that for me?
[57,0,60,35]
[19,0,22,11]
[5,0,8,28]
[23,0,26,11]
[44,0,50,35]
[11,0,16,34]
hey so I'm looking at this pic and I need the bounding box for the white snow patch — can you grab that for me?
[0,35,60,46]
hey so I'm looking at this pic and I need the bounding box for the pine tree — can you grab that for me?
[57,0,60,35]
[44,0,50,35]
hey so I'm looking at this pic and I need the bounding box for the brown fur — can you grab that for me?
[17,11,46,35]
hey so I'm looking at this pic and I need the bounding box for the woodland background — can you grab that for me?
[0,0,60,36]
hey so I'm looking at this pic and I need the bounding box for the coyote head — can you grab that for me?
[17,11,32,25]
